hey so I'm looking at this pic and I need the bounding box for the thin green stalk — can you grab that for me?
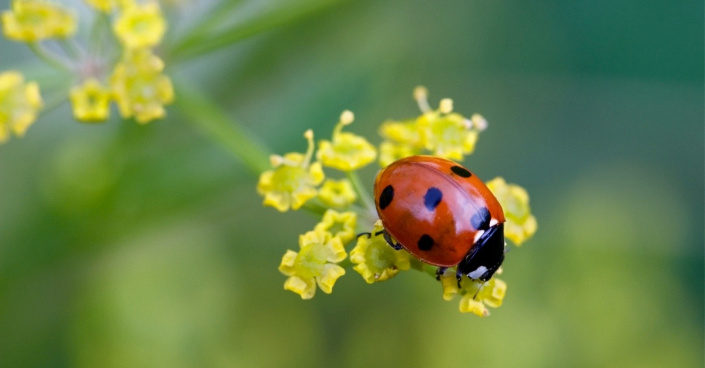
[59,39,82,62]
[346,170,375,211]
[173,77,271,176]
[168,0,343,63]
[27,43,73,73]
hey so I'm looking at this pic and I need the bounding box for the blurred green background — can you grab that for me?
[0,0,702,367]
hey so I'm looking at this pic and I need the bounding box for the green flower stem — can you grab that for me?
[27,43,73,73]
[410,258,439,278]
[173,78,271,176]
[167,0,343,63]
[301,199,330,217]
[38,89,68,118]
[346,170,375,211]
[59,39,82,62]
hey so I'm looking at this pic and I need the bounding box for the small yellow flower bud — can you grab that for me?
[439,98,453,114]
[339,110,354,125]
[413,86,430,113]
[471,113,488,131]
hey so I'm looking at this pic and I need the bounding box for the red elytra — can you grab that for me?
[373,155,506,281]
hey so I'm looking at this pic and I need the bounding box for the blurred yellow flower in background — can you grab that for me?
[1,0,76,42]
[0,71,41,143]
[70,78,111,122]
[110,48,174,123]
[113,2,166,49]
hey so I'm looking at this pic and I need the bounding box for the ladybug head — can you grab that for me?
[457,224,506,282]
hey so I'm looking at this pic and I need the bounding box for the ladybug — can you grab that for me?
[373,155,506,283]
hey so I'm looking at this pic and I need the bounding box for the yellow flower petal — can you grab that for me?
[316,264,345,294]
[459,295,490,317]
[284,276,317,300]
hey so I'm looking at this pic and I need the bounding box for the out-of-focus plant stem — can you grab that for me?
[174,77,271,176]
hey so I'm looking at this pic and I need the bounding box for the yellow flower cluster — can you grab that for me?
[257,111,373,213]
[278,210,355,299]
[378,86,488,166]
[0,0,174,142]
[350,220,411,284]
[486,177,538,245]
[439,269,507,317]
[261,87,537,316]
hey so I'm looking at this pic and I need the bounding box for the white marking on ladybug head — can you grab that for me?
[468,266,488,280]
[489,218,499,227]
[473,230,485,244]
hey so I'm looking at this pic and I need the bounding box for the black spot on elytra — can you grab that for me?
[451,166,472,178]
[379,185,394,210]
[470,207,491,230]
[423,187,442,211]
[418,234,435,251]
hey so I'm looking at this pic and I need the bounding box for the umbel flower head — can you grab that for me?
[317,110,377,171]
[350,220,411,284]
[1,0,77,42]
[0,71,41,143]
[260,87,537,317]
[487,177,538,245]
[257,130,325,212]
[279,229,347,299]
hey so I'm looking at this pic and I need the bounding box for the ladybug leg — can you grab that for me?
[356,232,372,239]
[382,230,403,250]
[455,269,463,288]
[435,267,448,280]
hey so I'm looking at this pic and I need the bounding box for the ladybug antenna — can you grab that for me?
[472,281,486,300]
